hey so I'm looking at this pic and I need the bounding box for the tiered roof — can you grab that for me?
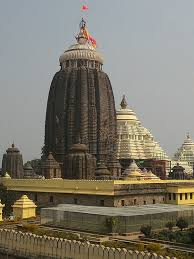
[117,96,168,160]
[173,133,194,168]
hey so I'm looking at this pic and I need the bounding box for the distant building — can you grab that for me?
[2,144,24,179]
[174,133,194,168]
[23,162,42,179]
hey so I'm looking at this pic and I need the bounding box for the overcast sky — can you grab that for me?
[0,0,194,163]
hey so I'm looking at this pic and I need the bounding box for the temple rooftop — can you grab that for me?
[173,133,194,168]
[117,96,169,160]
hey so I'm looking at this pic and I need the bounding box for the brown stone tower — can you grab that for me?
[2,144,24,179]
[44,20,118,178]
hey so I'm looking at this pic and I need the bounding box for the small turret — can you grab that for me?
[95,162,112,180]
[64,142,96,179]
[122,160,143,180]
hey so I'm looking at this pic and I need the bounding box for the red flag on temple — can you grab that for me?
[89,35,97,48]
[82,5,89,11]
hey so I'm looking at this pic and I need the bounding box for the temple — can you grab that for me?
[1,19,194,227]
[173,133,194,173]
[117,96,169,178]
[44,19,118,178]
[2,144,24,179]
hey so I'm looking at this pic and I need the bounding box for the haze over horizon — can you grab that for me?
[0,0,194,163]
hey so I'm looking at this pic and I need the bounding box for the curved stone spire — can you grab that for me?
[44,19,117,179]
[2,144,24,179]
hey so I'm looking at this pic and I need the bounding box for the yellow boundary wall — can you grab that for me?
[2,177,194,195]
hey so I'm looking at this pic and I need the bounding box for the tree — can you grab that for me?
[189,228,194,243]
[105,217,119,233]
[165,221,174,231]
[140,225,152,237]
[147,243,161,253]
[176,217,188,231]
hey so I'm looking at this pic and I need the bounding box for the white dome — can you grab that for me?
[59,43,103,65]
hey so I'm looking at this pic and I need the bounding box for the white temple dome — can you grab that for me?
[59,43,103,65]
[117,96,169,160]
[173,133,194,169]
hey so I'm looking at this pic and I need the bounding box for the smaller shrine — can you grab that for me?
[41,153,62,179]
[95,162,112,180]
[122,160,143,180]
[2,144,24,179]
[12,195,37,220]
[23,162,42,179]
[174,133,194,168]
[64,142,96,179]
[169,163,189,180]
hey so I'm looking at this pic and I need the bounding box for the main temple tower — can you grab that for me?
[44,20,118,178]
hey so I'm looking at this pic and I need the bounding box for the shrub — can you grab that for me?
[102,241,128,249]
[168,232,176,242]
[38,230,80,240]
[189,228,194,243]
[176,217,188,231]
[135,243,145,251]
[22,224,38,232]
[165,221,174,231]
[80,235,89,241]
[147,243,161,253]
[19,224,80,241]
[53,232,79,240]
[140,225,152,237]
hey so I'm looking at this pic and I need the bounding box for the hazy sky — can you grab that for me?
[0,0,194,163]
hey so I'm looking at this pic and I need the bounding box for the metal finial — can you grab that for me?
[120,95,128,109]
[76,18,88,44]
[80,18,86,29]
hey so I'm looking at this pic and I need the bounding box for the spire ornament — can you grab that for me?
[76,18,88,45]
[120,95,128,109]
[75,18,97,48]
